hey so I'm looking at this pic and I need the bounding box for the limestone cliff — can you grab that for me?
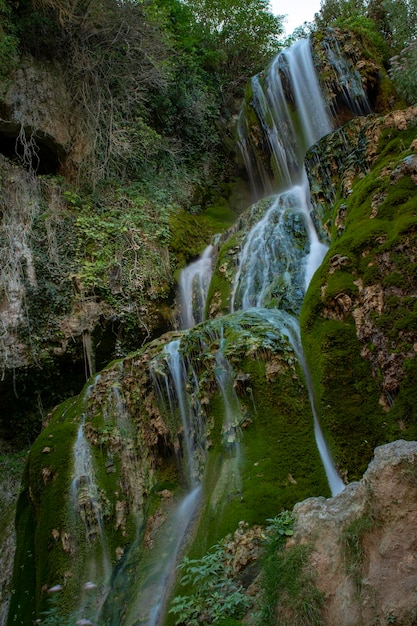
[285,439,417,626]
[1,22,417,626]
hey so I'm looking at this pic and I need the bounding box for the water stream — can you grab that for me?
[71,416,112,618]
[178,244,214,329]
[79,35,353,625]
[126,37,346,626]
[230,37,344,494]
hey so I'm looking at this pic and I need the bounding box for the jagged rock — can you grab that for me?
[286,440,417,626]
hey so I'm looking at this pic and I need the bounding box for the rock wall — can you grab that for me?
[301,107,417,479]
[289,439,417,626]
[0,57,178,442]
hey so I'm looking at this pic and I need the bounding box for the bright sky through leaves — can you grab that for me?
[270,0,321,34]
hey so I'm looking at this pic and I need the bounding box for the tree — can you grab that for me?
[184,0,285,105]
[315,0,367,26]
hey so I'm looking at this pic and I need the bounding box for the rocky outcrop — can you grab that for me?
[0,56,83,176]
[303,107,417,429]
[288,440,417,626]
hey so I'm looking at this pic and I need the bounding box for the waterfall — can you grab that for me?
[9,31,385,626]
[128,340,205,626]
[151,339,206,486]
[322,34,371,118]
[239,38,333,197]
[70,417,112,618]
[279,316,345,496]
[122,486,201,626]
[231,177,328,314]
[179,244,214,329]
[233,37,344,495]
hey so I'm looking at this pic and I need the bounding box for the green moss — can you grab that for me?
[169,208,214,268]
[302,119,417,481]
[300,313,389,480]
[205,235,240,316]
[259,542,324,626]
[8,398,81,624]
[340,514,374,592]
[187,353,328,559]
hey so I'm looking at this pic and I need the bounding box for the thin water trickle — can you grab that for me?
[135,343,207,626]
[71,418,112,616]
[279,316,345,496]
[179,244,214,329]
[162,339,201,486]
[124,486,201,626]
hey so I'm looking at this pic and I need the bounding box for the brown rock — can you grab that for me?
[287,440,417,626]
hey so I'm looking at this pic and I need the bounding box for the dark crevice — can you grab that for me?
[0,121,65,174]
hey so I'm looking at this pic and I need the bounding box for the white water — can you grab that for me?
[283,39,333,152]
[233,37,344,493]
[279,316,345,496]
[322,36,371,118]
[179,244,214,329]
[161,339,203,486]
[100,36,348,626]
[231,179,328,313]
[214,334,244,449]
[71,419,112,616]
[124,486,201,626]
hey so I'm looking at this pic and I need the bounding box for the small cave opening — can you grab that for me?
[0,121,65,175]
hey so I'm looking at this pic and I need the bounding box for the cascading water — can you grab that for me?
[153,339,206,486]
[9,32,382,626]
[276,315,345,495]
[71,415,112,618]
[233,37,344,495]
[322,34,371,118]
[99,37,346,625]
[179,244,214,329]
[120,341,206,626]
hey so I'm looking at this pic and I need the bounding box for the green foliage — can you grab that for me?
[73,184,173,300]
[316,0,417,56]
[169,538,251,625]
[340,515,374,591]
[264,511,295,550]
[378,0,417,52]
[183,0,284,103]
[0,0,19,81]
[259,512,324,626]
[389,40,417,105]
[39,592,72,625]
[0,449,27,510]
[315,0,367,27]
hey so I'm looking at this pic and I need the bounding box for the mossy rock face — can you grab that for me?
[301,107,417,480]
[206,195,310,317]
[311,27,398,124]
[7,336,183,624]
[9,308,330,624]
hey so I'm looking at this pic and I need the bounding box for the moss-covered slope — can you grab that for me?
[301,107,417,481]
[8,308,328,624]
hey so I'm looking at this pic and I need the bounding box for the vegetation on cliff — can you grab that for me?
[1,0,417,625]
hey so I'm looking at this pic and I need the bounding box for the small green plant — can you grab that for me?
[169,538,251,625]
[340,514,374,591]
[38,582,98,625]
[264,510,295,550]
[389,41,417,105]
[259,511,324,626]
[38,587,73,625]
